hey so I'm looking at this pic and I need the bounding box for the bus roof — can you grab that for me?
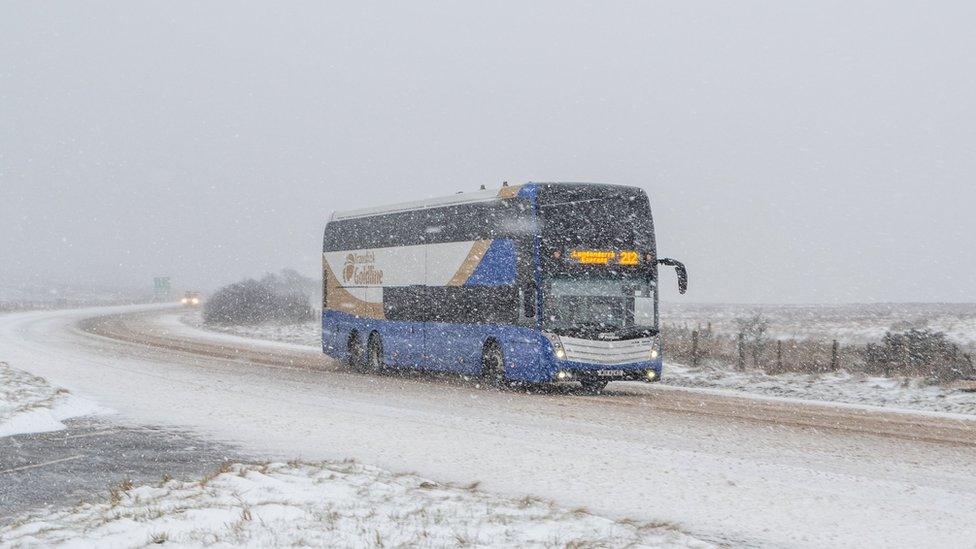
[330,185,521,221]
[329,182,641,221]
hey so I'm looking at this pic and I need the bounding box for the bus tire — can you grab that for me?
[481,340,507,388]
[366,332,384,373]
[580,380,608,394]
[347,331,365,371]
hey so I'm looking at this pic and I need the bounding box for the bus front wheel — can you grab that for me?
[481,341,507,389]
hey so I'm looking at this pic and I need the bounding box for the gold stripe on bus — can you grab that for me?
[445,239,492,286]
[496,184,522,199]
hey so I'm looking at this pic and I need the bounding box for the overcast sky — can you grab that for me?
[2,1,974,303]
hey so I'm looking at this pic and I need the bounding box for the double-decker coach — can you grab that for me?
[322,182,687,392]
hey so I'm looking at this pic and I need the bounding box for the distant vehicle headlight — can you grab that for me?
[191,298,200,305]
[181,298,188,304]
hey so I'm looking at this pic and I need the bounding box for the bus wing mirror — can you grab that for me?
[657,258,688,295]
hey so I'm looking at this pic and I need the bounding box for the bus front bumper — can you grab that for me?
[550,362,663,383]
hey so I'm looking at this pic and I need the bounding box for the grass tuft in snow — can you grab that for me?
[0,361,108,437]
[0,460,712,548]
[0,361,65,422]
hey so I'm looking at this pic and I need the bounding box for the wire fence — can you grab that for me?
[663,319,976,383]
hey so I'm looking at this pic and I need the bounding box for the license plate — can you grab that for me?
[597,369,624,377]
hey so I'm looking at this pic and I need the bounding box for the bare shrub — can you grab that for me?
[736,313,769,367]
[203,270,314,325]
[864,329,974,382]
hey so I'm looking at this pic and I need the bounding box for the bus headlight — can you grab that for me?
[544,332,566,360]
[650,348,659,360]
[646,369,657,381]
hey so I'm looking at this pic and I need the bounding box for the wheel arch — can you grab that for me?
[482,336,501,353]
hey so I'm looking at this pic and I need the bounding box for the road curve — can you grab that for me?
[84,309,976,447]
[2,304,975,548]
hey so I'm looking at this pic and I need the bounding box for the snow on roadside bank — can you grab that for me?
[0,361,107,437]
[182,312,320,348]
[0,460,711,548]
[662,361,976,415]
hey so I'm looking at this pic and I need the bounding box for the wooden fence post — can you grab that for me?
[691,329,699,367]
[737,332,745,370]
[776,340,783,372]
[830,339,839,371]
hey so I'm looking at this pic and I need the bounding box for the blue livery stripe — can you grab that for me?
[465,239,516,286]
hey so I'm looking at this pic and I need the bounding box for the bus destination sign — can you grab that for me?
[568,250,640,266]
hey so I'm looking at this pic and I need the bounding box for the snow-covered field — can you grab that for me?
[0,361,106,437]
[664,302,976,348]
[0,283,150,313]
[187,313,976,416]
[0,460,708,548]
[663,361,976,416]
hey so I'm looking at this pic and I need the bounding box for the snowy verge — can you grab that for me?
[0,460,711,548]
[662,361,976,416]
[0,361,108,438]
[182,311,320,347]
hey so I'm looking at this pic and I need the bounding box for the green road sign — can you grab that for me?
[153,277,171,300]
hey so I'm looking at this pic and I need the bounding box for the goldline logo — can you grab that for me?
[342,252,384,285]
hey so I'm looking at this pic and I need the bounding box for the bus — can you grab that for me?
[322,182,687,392]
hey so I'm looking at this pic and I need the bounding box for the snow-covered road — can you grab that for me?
[2,304,975,548]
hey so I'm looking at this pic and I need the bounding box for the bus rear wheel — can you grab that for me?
[347,332,365,371]
[366,332,384,373]
[580,380,608,394]
[481,341,507,389]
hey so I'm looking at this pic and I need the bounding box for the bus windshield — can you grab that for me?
[538,185,658,339]
[543,276,658,337]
